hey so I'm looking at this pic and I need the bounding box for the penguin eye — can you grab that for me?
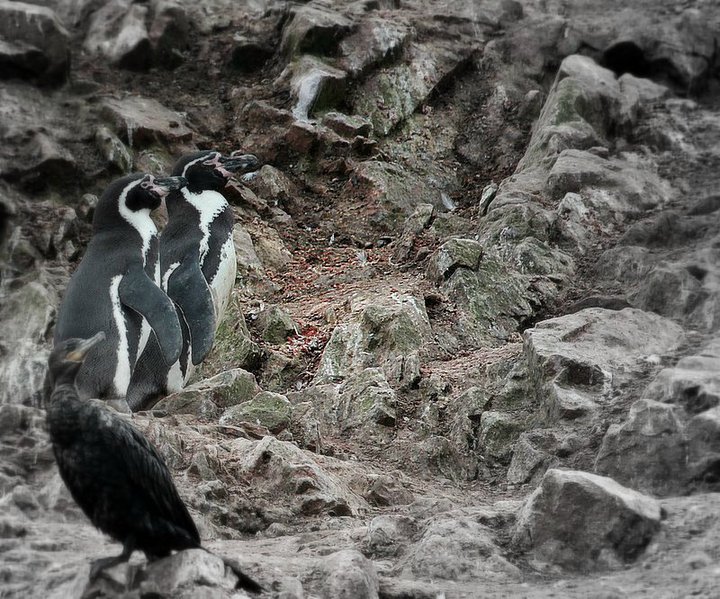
[140,181,152,190]
[202,159,215,166]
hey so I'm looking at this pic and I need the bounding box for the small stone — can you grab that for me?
[426,238,483,285]
[321,549,379,599]
[255,305,298,344]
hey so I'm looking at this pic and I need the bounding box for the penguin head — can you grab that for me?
[47,332,106,389]
[93,174,187,232]
[174,151,259,193]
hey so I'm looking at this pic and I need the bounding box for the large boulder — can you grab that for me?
[512,469,663,572]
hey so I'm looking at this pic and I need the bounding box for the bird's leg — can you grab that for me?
[89,538,135,581]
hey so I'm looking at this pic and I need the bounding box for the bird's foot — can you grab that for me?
[89,555,128,581]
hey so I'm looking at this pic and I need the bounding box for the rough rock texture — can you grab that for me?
[3,0,720,596]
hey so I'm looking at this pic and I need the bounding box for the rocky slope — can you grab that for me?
[1,0,720,597]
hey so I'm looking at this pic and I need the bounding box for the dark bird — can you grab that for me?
[126,151,259,411]
[46,333,262,593]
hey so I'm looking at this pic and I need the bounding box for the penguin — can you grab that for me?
[126,151,259,410]
[45,332,263,593]
[52,173,187,401]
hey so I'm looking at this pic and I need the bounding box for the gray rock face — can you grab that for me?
[513,469,662,572]
[524,308,684,423]
[595,399,688,496]
[0,1,70,84]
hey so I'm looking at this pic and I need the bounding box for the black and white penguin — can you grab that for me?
[126,151,258,410]
[53,173,187,400]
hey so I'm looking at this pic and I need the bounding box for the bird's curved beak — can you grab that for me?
[150,176,188,198]
[67,331,106,363]
[221,153,260,174]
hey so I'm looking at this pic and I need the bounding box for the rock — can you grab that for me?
[479,411,524,464]
[220,391,292,434]
[686,406,720,487]
[320,112,373,138]
[232,436,368,516]
[231,35,274,73]
[83,548,248,597]
[426,238,483,285]
[362,474,414,507]
[643,340,720,414]
[524,308,685,424]
[339,17,411,77]
[149,0,191,69]
[391,203,434,263]
[595,399,688,496]
[154,368,261,415]
[252,165,298,211]
[255,305,297,344]
[94,125,133,174]
[0,279,57,405]
[314,292,431,387]
[282,56,347,121]
[100,95,193,148]
[280,5,355,58]
[404,517,521,582]
[351,41,472,136]
[512,469,663,571]
[0,1,70,85]
[84,0,152,70]
[336,368,397,431]
[507,430,561,485]
[321,549,379,599]
[365,514,417,558]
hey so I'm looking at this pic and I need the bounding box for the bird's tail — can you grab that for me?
[201,547,263,594]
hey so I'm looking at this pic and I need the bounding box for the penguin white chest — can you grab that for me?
[109,275,132,396]
[182,188,227,266]
[210,236,237,325]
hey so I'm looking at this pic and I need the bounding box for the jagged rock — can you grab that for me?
[336,368,397,431]
[282,56,347,121]
[320,112,373,138]
[250,225,293,271]
[412,436,478,483]
[251,165,298,213]
[339,17,412,77]
[280,5,355,58]
[426,238,483,285]
[512,469,663,571]
[220,391,292,434]
[154,369,261,416]
[100,95,193,148]
[255,305,297,344]
[351,41,472,136]
[231,436,368,516]
[231,35,273,73]
[362,474,414,507]
[321,549,379,599]
[403,517,521,582]
[524,308,685,424]
[208,317,264,374]
[0,1,70,85]
[391,203,434,262]
[364,514,417,558]
[595,399,688,496]
[314,292,431,387]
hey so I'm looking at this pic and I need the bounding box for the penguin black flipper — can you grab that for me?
[119,267,182,366]
[166,255,216,365]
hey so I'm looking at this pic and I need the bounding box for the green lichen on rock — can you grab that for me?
[256,305,298,345]
[220,391,292,433]
[201,312,263,376]
[337,367,396,430]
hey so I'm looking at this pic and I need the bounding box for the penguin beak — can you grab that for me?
[221,153,260,174]
[66,332,106,363]
[150,176,188,197]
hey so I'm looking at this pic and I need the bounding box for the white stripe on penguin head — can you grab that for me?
[118,176,158,266]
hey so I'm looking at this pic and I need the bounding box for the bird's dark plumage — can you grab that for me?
[46,334,262,593]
